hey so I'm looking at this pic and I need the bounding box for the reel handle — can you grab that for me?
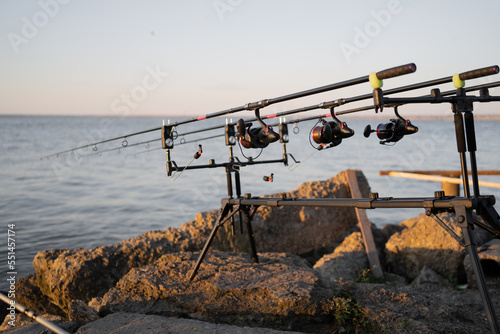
[376,63,416,80]
[459,65,499,81]
[363,125,374,138]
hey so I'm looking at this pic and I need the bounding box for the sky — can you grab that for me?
[1,0,500,118]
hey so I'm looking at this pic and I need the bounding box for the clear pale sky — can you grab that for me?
[2,0,500,117]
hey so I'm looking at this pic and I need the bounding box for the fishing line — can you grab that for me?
[308,118,324,150]
[288,149,318,172]
[170,157,196,181]
[43,64,418,159]
[59,76,500,161]
[237,140,263,160]
[126,134,224,158]
[42,69,500,161]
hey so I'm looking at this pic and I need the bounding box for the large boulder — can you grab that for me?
[210,169,369,255]
[89,252,336,333]
[384,213,492,282]
[385,213,464,281]
[33,227,210,312]
[349,282,491,333]
[464,239,500,288]
[313,231,368,286]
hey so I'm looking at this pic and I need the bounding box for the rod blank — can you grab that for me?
[0,293,69,334]
[42,63,417,158]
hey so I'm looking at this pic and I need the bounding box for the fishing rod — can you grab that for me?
[0,293,69,334]
[47,65,498,160]
[79,78,500,158]
[335,80,500,116]
[159,66,500,154]
[42,63,416,159]
[371,66,499,111]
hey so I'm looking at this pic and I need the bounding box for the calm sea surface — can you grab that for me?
[1,115,499,290]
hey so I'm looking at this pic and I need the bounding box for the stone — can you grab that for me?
[33,226,211,312]
[313,231,368,286]
[89,252,336,333]
[11,274,66,318]
[349,282,490,334]
[411,265,450,288]
[385,213,494,283]
[75,312,306,334]
[464,239,500,288]
[210,169,369,255]
[68,300,99,323]
[385,213,468,282]
[381,223,405,240]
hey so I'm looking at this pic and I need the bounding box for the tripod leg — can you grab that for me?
[455,205,499,333]
[189,203,239,282]
[242,206,259,264]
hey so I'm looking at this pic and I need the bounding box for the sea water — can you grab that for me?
[1,115,499,290]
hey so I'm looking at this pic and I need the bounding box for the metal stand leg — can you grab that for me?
[189,203,240,282]
[454,205,499,334]
[242,207,259,263]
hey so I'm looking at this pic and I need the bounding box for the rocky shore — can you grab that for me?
[2,170,500,333]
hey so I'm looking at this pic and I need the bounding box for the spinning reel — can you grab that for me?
[363,107,418,145]
[311,112,354,149]
[237,109,280,149]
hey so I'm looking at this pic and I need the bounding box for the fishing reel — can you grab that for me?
[311,113,354,149]
[237,109,280,149]
[363,107,418,145]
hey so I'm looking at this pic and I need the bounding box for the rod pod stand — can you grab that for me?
[189,82,500,333]
[372,82,500,333]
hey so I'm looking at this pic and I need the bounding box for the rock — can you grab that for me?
[464,239,500,288]
[76,312,306,334]
[89,252,336,333]
[385,272,407,284]
[68,300,99,323]
[385,213,467,282]
[33,226,211,312]
[12,274,65,318]
[210,170,369,255]
[313,231,368,286]
[411,265,450,288]
[381,223,405,240]
[32,170,368,313]
[350,282,490,334]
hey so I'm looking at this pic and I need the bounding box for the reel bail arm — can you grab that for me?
[363,106,418,145]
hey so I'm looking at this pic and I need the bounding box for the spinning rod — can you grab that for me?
[42,64,498,159]
[335,80,500,116]
[42,63,416,158]
[74,79,500,157]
